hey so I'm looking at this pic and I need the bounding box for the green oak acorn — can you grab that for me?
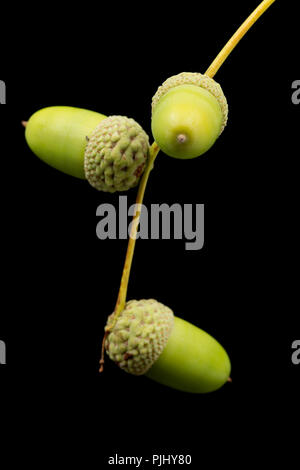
[151,72,228,159]
[105,299,231,393]
[25,106,150,192]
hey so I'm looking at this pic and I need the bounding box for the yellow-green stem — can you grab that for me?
[99,142,160,371]
[205,0,276,78]
[111,141,160,325]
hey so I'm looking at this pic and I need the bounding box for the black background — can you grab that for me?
[0,1,299,467]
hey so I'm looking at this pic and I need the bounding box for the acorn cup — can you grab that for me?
[24,107,150,192]
[105,299,231,393]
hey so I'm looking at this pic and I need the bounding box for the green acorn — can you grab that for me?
[151,72,228,159]
[105,299,231,393]
[24,107,149,192]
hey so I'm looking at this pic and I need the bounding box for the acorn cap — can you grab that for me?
[152,72,228,134]
[105,299,174,375]
[84,116,149,192]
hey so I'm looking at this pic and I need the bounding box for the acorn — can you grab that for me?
[105,299,231,393]
[24,107,149,192]
[151,72,228,159]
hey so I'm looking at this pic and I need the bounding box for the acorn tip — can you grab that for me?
[177,133,187,144]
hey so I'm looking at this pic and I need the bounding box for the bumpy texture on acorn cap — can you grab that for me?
[105,299,174,375]
[152,72,228,134]
[84,116,149,192]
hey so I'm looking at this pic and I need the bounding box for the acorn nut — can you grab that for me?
[105,299,231,393]
[25,107,149,192]
[151,72,228,159]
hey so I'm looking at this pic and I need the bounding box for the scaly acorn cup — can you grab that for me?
[84,115,150,192]
[105,299,231,393]
[151,72,228,159]
[25,107,150,192]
